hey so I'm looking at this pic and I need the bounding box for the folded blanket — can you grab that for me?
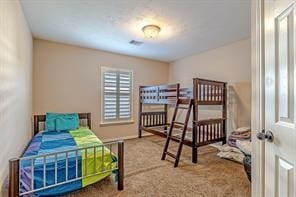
[234,127,251,133]
[231,130,251,136]
[228,130,251,148]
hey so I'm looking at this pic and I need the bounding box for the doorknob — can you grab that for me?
[256,130,274,142]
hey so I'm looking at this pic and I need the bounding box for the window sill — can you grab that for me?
[100,120,134,127]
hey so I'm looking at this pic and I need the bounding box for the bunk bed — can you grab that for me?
[138,78,227,164]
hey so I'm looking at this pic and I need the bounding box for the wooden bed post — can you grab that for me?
[192,103,198,163]
[33,115,40,136]
[9,158,19,197]
[138,86,143,138]
[117,141,124,190]
[192,79,198,163]
[87,113,92,129]
[222,83,227,144]
[164,104,168,131]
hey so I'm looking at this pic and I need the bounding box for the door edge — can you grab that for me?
[251,0,265,196]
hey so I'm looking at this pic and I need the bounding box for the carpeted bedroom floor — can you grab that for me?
[69,136,251,197]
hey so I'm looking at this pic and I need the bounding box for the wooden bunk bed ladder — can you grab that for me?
[161,99,193,167]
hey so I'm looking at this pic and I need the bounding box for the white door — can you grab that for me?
[263,0,296,196]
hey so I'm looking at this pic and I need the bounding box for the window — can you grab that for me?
[101,67,133,124]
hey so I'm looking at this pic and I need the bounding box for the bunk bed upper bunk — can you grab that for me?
[139,78,226,105]
[140,84,182,104]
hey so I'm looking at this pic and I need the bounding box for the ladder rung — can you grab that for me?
[173,121,185,125]
[178,99,192,105]
[178,106,189,110]
[172,127,183,131]
[165,152,177,159]
[169,135,182,142]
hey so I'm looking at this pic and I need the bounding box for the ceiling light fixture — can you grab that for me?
[142,25,161,39]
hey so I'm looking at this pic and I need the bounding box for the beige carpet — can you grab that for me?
[69,136,251,197]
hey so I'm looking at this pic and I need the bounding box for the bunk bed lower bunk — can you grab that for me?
[138,78,227,165]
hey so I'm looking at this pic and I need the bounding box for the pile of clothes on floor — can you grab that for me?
[215,127,251,164]
[214,127,252,181]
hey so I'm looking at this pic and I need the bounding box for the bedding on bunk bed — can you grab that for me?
[20,127,117,196]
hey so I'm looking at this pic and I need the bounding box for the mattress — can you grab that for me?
[20,127,117,196]
[143,125,224,143]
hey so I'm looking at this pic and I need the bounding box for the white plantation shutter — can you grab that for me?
[119,72,132,119]
[102,67,133,122]
[103,70,117,120]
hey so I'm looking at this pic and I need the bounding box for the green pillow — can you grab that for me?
[55,114,79,131]
[46,112,59,131]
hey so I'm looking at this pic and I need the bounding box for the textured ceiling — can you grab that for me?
[20,0,251,62]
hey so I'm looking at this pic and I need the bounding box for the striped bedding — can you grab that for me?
[20,127,117,196]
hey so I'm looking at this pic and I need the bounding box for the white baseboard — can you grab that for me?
[102,133,154,143]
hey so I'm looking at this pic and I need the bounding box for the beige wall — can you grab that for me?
[33,38,250,140]
[33,39,169,140]
[169,38,251,85]
[231,82,251,129]
[0,0,33,193]
[169,39,251,133]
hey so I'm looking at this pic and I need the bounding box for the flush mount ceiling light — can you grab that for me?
[142,25,161,39]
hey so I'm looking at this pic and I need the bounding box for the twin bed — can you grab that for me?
[9,113,124,197]
[139,78,227,163]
